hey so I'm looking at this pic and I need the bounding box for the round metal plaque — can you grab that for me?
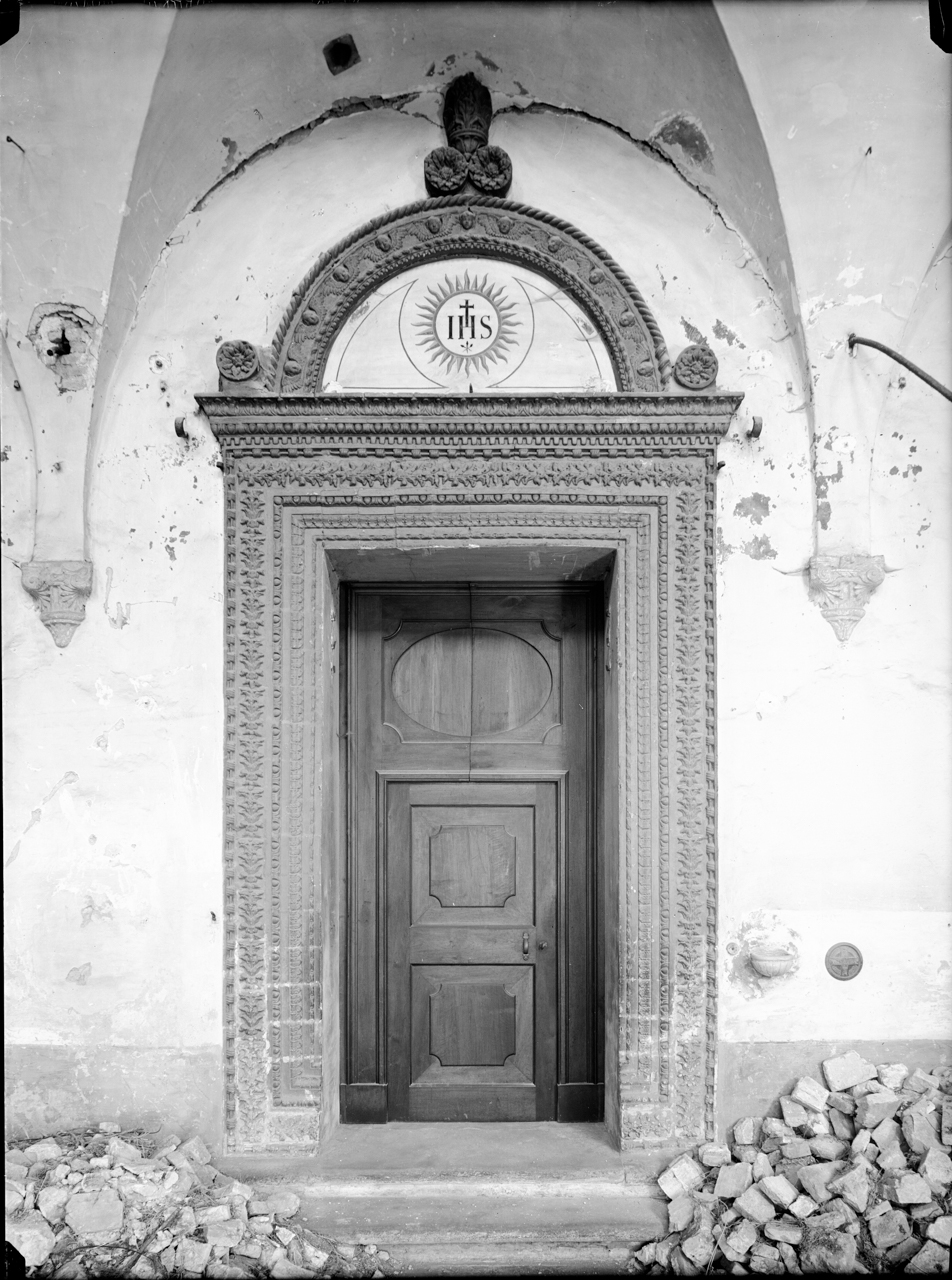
[825,942,863,981]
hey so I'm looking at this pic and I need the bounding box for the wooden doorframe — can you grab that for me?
[202,392,739,1154]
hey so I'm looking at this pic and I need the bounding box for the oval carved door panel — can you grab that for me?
[391,626,554,737]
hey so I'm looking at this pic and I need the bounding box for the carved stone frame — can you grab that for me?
[199,392,740,1153]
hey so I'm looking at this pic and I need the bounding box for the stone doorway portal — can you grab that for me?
[200,195,740,1153]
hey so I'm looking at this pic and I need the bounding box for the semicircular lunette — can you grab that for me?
[390,626,553,736]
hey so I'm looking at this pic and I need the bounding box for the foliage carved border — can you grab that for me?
[252,201,673,394]
[204,394,734,1154]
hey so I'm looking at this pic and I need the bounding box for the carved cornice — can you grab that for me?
[21,560,93,648]
[243,200,676,396]
[199,392,743,436]
[809,554,886,641]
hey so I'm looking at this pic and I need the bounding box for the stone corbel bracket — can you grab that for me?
[808,554,886,641]
[21,560,94,648]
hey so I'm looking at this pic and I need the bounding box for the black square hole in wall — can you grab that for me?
[323,34,360,76]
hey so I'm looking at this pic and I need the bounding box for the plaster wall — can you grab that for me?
[3,2,951,1147]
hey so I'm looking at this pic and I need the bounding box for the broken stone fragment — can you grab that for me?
[270,1260,315,1280]
[265,1190,301,1218]
[22,1140,64,1164]
[697,1141,732,1167]
[658,1153,705,1199]
[801,1112,830,1138]
[877,1062,909,1091]
[918,1146,952,1188]
[827,1109,854,1140]
[680,1228,715,1267]
[764,1218,803,1245]
[906,1069,942,1094]
[904,1240,950,1273]
[758,1175,798,1209]
[878,1145,909,1172]
[235,1239,263,1260]
[761,1117,794,1140]
[176,1237,213,1272]
[825,1091,856,1116]
[667,1193,695,1231]
[724,1218,759,1256]
[903,1109,948,1156]
[796,1161,845,1204]
[778,1098,809,1129]
[249,1216,275,1235]
[888,1172,933,1204]
[6,1211,57,1268]
[37,1185,69,1222]
[790,1078,830,1113]
[869,1209,914,1250]
[752,1151,773,1181]
[827,1165,870,1213]
[925,1216,952,1246]
[206,1218,245,1248]
[64,1187,124,1241]
[194,1204,230,1225]
[787,1195,817,1219]
[942,1100,952,1146]
[780,1139,812,1160]
[733,1184,777,1224]
[105,1136,142,1164]
[821,1051,877,1093]
[797,1227,857,1274]
[733,1117,762,1146]
[713,1162,753,1199]
[178,1135,211,1166]
[808,1136,847,1161]
[854,1088,900,1128]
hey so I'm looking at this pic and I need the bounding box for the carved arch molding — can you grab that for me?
[200,198,741,1153]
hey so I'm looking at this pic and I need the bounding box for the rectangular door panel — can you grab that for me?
[388,780,556,1121]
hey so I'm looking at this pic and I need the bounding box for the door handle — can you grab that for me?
[522,931,529,960]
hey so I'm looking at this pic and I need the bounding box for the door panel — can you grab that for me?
[343,585,600,1123]
[387,780,556,1120]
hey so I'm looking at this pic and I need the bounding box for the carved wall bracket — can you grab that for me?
[808,553,886,641]
[424,73,512,198]
[21,560,94,647]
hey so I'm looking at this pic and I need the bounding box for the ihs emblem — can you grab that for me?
[414,272,520,376]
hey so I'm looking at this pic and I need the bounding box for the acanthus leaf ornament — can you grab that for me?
[423,73,513,199]
[21,560,94,648]
[674,343,719,390]
[809,554,886,642]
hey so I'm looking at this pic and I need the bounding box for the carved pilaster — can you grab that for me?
[809,554,886,641]
[21,560,93,648]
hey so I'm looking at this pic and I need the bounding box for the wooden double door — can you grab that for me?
[343,584,601,1123]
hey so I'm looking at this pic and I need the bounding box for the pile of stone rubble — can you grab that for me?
[5,1127,387,1278]
[634,1054,952,1274]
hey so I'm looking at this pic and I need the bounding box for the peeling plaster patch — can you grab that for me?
[95,679,114,706]
[650,112,714,172]
[837,265,865,288]
[716,528,734,563]
[81,895,114,927]
[103,567,131,629]
[733,493,771,525]
[846,293,883,308]
[805,296,837,328]
[680,318,707,345]
[474,51,501,72]
[27,304,100,393]
[746,350,773,373]
[221,137,238,171]
[918,521,931,536]
[713,319,745,348]
[95,720,124,752]
[65,963,92,986]
[741,534,777,561]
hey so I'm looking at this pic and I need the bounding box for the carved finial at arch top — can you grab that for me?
[424,73,513,198]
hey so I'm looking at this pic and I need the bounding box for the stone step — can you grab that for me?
[292,1188,666,1276]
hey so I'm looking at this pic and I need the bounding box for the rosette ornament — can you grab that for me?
[423,73,513,198]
